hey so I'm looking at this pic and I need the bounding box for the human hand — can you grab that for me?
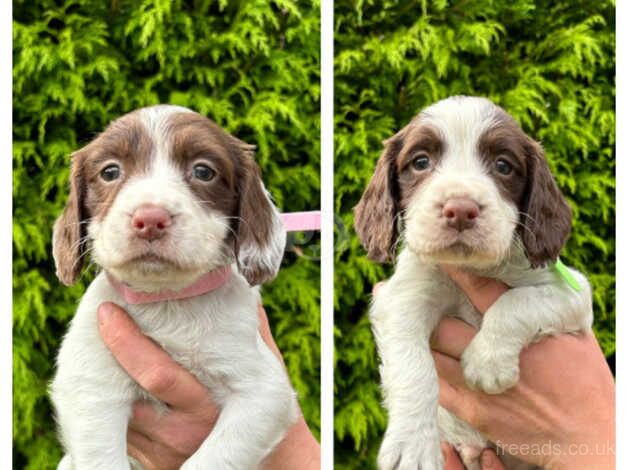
[442,443,505,470]
[97,302,320,470]
[432,266,615,470]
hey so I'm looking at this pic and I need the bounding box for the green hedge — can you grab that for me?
[334,1,615,468]
[13,1,320,468]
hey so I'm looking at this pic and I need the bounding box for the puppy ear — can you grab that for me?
[234,145,286,285]
[53,151,88,285]
[520,140,572,268]
[354,131,404,262]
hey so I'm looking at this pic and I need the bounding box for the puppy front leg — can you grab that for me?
[181,394,297,470]
[462,277,592,394]
[372,287,446,470]
[181,353,298,470]
[54,398,132,470]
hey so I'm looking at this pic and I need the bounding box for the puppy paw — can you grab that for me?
[378,432,443,470]
[461,337,519,394]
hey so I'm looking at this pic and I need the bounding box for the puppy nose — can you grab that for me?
[442,198,479,232]
[131,204,172,241]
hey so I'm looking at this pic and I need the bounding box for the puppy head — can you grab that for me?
[53,105,285,290]
[355,96,571,269]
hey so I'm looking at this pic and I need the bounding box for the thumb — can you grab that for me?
[480,448,506,470]
[439,265,509,314]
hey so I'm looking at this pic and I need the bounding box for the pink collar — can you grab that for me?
[281,211,321,231]
[106,211,320,305]
[107,266,232,305]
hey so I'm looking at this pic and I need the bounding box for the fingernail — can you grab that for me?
[97,303,114,325]
[480,450,495,468]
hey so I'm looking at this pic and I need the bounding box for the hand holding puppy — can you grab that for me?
[98,302,320,470]
[375,266,615,470]
[432,267,615,470]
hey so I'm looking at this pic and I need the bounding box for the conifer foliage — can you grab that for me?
[334,1,614,467]
[13,1,320,468]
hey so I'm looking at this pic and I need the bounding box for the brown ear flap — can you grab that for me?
[354,132,404,262]
[234,144,286,286]
[520,140,572,268]
[52,152,88,285]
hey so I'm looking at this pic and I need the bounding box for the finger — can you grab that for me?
[372,281,386,297]
[480,448,506,470]
[98,302,211,412]
[438,376,488,433]
[441,442,465,470]
[129,401,213,457]
[128,401,162,435]
[440,266,509,314]
[127,431,155,470]
[433,351,467,388]
[431,317,476,359]
[257,304,283,363]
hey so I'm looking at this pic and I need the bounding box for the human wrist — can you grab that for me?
[549,427,615,470]
[263,415,320,470]
[551,450,615,470]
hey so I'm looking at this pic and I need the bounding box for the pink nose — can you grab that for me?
[442,198,480,232]
[131,204,172,241]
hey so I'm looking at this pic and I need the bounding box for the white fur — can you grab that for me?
[370,97,593,470]
[52,105,297,469]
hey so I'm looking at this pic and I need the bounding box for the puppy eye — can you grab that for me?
[192,163,215,181]
[412,154,431,171]
[495,159,513,175]
[100,164,121,182]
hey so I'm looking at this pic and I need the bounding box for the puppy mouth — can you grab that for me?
[131,252,175,265]
[441,240,476,255]
[118,249,187,272]
[411,225,488,258]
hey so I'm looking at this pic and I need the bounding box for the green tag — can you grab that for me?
[554,258,582,292]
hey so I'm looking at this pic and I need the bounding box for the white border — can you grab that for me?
[320,0,334,468]
[0,0,12,467]
[615,1,624,468]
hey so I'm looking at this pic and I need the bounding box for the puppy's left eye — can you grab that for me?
[412,154,431,171]
[495,159,513,175]
[192,164,215,181]
[100,164,121,182]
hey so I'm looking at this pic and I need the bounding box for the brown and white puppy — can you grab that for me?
[355,96,592,470]
[51,105,297,470]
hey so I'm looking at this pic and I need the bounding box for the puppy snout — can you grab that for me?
[442,198,479,232]
[131,204,172,241]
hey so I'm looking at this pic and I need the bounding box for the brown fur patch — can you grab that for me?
[519,139,572,267]
[354,125,402,262]
[477,111,529,208]
[479,110,572,267]
[396,124,444,209]
[166,112,240,219]
[81,113,154,221]
[354,122,444,261]
[53,113,153,285]
[165,112,279,284]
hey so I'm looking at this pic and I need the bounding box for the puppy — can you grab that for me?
[51,105,298,470]
[354,96,592,470]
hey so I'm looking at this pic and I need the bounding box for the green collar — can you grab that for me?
[553,258,582,292]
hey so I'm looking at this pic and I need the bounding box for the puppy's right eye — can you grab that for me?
[412,154,430,171]
[192,163,215,181]
[100,164,121,182]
